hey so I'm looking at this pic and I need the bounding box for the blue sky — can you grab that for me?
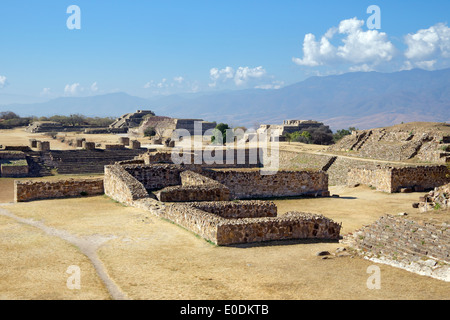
[0,0,449,102]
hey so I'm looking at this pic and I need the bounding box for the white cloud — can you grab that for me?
[40,88,51,96]
[64,83,81,96]
[209,66,267,87]
[337,19,395,64]
[293,17,395,69]
[173,76,184,84]
[404,23,450,69]
[157,78,168,88]
[0,75,7,88]
[209,66,235,87]
[234,66,266,86]
[90,82,98,92]
[292,33,335,67]
[144,81,154,89]
[348,64,374,72]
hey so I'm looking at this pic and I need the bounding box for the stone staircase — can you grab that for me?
[45,149,147,175]
[321,156,337,172]
[26,152,53,177]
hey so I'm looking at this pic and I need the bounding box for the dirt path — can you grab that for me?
[0,207,127,300]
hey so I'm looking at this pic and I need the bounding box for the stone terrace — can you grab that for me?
[104,163,341,245]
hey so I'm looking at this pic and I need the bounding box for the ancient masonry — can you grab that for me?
[14,178,104,202]
[102,157,340,245]
[109,110,156,129]
[110,110,216,138]
[0,151,29,178]
[342,215,450,282]
[137,116,217,138]
[329,127,450,164]
[347,165,450,193]
[258,120,326,141]
[413,183,450,212]
[276,149,450,190]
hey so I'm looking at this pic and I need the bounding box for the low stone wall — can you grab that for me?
[105,144,125,150]
[4,146,32,152]
[391,165,449,192]
[1,163,29,178]
[104,164,149,205]
[162,203,223,244]
[347,165,450,193]
[342,215,450,282]
[216,212,341,245]
[151,202,341,246]
[123,164,191,191]
[156,185,230,202]
[104,162,341,245]
[141,151,174,164]
[189,200,277,219]
[155,170,231,202]
[14,178,104,202]
[0,151,26,160]
[347,166,392,192]
[202,169,329,199]
[141,149,263,168]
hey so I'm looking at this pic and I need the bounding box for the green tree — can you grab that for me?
[144,126,156,137]
[211,123,230,144]
[333,127,357,142]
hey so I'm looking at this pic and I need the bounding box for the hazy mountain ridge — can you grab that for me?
[1,68,449,130]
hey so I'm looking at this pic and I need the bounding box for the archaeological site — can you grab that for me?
[1,116,449,301]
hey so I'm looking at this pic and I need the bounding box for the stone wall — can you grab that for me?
[122,163,192,191]
[215,212,341,245]
[342,215,450,282]
[189,200,277,219]
[144,201,341,246]
[202,169,329,199]
[14,178,104,202]
[0,151,26,160]
[390,166,450,192]
[105,144,125,150]
[156,185,230,202]
[347,167,393,192]
[348,165,450,193]
[277,149,399,186]
[154,170,230,202]
[104,164,149,206]
[104,163,341,245]
[1,162,29,178]
[140,149,263,168]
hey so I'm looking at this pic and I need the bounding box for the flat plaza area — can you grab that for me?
[0,178,449,300]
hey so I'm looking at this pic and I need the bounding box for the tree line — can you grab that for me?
[0,111,115,129]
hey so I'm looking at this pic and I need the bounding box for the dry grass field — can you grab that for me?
[0,182,449,300]
[0,127,159,150]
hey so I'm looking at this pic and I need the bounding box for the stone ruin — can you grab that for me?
[347,165,450,193]
[0,151,29,178]
[413,183,450,212]
[258,120,326,141]
[136,116,217,139]
[109,110,156,130]
[342,214,450,282]
[329,125,450,164]
[103,151,341,245]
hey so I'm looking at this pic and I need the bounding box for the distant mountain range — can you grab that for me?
[2,68,449,131]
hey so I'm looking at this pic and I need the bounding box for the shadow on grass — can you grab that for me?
[224,237,342,249]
